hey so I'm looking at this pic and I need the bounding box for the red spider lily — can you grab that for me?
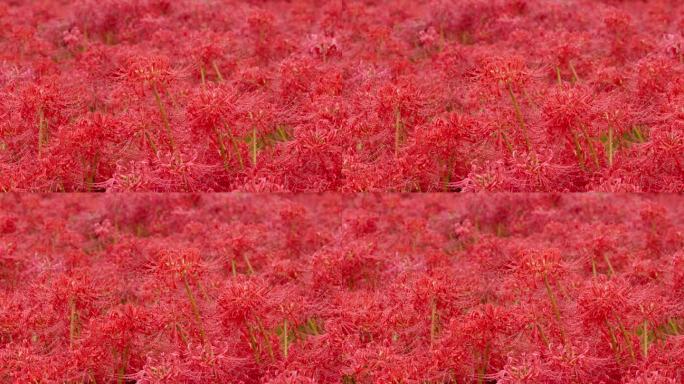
[542,85,601,168]
[187,85,238,136]
[542,85,595,138]
[148,247,207,288]
[189,32,227,83]
[512,247,565,287]
[218,275,268,326]
[475,54,531,96]
[578,276,630,328]
[118,55,179,95]
[310,241,381,289]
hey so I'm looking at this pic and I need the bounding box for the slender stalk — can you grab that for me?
[243,254,255,274]
[142,128,159,156]
[506,82,533,154]
[37,107,47,156]
[251,126,257,167]
[246,324,261,363]
[607,124,614,167]
[152,85,176,154]
[569,61,580,83]
[579,124,599,167]
[276,125,289,141]
[87,157,96,191]
[211,126,230,172]
[500,130,514,155]
[569,131,587,170]
[394,107,402,157]
[543,274,566,342]
[175,322,190,345]
[633,126,645,142]
[669,318,679,335]
[442,157,454,192]
[477,342,490,384]
[307,318,320,335]
[229,133,244,170]
[256,318,274,360]
[642,320,649,358]
[603,253,615,276]
[212,61,224,82]
[231,259,238,277]
[536,322,550,348]
[82,158,91,192]
[69,297,78,349]
[182,272,207,344]
[117,346,129,384]
[282,319,289,359]
[605,321,621,362]
[618,322,636,362]
[555,66,562,86]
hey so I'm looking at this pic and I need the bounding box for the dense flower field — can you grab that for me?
[0,0,682,191]
[0,194,683,382]
[2,0,684,381]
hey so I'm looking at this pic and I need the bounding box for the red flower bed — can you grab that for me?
[1,194,683,382]
[0,0,682,191]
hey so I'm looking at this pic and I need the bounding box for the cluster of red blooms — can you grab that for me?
[0,0,682,191]
[0,194,682,382]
